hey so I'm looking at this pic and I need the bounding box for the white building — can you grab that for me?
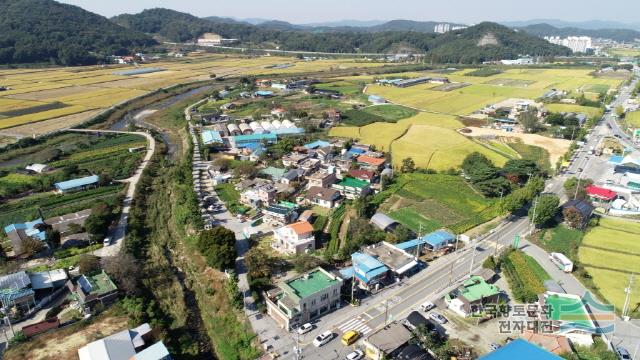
[434,23,468,34]
[273,221,315,255]
[545,36,593,53]
[196,33,237,46]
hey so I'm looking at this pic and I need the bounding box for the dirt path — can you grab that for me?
[463,127,571,164]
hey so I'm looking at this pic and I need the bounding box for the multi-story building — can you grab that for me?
[332,177,371,199]
[272,221,315,255]
[544,36,593,53]
[265,267,343,330]
[445,275,502,317]
[307,170,337,189]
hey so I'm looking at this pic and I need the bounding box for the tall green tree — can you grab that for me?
[401,157,416,173]
[197,227,237,270]
[529,194,560,226]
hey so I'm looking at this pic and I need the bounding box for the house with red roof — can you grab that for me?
[348,169,376,183]
[585,185,617,203]
[357,155,387,170]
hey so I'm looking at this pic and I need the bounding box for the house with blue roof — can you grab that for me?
[395,230,456,254]
[229,133,277,149]
[54,175,99,193]
[352,252,389,290]
[480,339,562,360]
[4,219,47,256]
[304,140,331,150]
[201,129,224,146]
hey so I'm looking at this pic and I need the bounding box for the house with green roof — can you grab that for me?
[67,270,119,313]
[265,267,343,330]
[446,275,502,317]
[331,177,371,199]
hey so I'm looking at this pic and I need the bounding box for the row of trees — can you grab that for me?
[462,152,541,197]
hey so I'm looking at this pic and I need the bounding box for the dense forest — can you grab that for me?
[0,0,156,66]
[518,23,640,43]
[113,9,571,62]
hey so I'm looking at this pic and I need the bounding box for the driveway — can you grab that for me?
[66,128,156,257]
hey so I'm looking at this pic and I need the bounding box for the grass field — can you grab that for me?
[361,104,418,122]
[378,173,499,234]
[329,111,503,168]
[545,104,603,118]
[391,124,508,170]
[626,111,640,128]
[579,217,640,316]
[607,48,640,57]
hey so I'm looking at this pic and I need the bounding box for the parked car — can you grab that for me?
[297,323,313,335]
[490,343,501,351]
[341,330,360,346]
[103,237,111,246]
[420,301,436,312]
[616,346,631,360]
[429,312,447,325]
[313,331,334,347]
[345,350,364,360]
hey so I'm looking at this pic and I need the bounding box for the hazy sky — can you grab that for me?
[57,0,639,24]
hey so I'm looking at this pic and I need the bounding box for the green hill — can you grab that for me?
[0,0,156,66]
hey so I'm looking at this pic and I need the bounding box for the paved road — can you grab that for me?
[66,128,156,257]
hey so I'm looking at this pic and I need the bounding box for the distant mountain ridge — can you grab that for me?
[113,9,570,63]
[502,19,640,31]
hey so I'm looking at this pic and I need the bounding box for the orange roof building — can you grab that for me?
[520,331,572,355]
[357,155,386,168]
[273,221,315,255]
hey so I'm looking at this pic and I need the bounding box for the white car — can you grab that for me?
[429,312,448,325]
[103,237,111,246]
[313,331,333,347]
[345,350,364,360]
[297,323,313,335]
[420,301,435,312]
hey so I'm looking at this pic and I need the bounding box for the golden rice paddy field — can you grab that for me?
[0,54,390,137]
[330,67,624,170]
[364,68,624,116]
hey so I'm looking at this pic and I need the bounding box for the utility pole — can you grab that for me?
[622,273,635,320]
[384,299,389,326]
[529,196,539,236]
[469,240,477,276]
[415,223,423,258]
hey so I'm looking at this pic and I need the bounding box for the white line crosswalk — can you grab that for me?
[337,317,372,335]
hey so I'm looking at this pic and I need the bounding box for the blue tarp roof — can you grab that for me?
[424,230,455,247]
[233,133,277,142]
[4,218,44,235]
[609,155,624,164]
[305,140,331,149]
[339,266,354,280]
[352,252,388,283]
[201,129,223,145]
[348,148,366,154]
[480,339,562,360]
[54,175,99,191]
[396,230,455,250]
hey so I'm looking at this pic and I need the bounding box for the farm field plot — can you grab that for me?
[607,48,640,57]
[464,127,568,165]
[391,124,508,170]
[484,78,536,88]
[545,104,603,118]
[362,105,418,122]
[378,173,499,234]
[329,112,463,152]
[0,110,103,138]
[0,105,93,130]
[578,217,640,316]
[625,111,640,128]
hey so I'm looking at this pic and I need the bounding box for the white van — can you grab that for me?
[103,237,111,246]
